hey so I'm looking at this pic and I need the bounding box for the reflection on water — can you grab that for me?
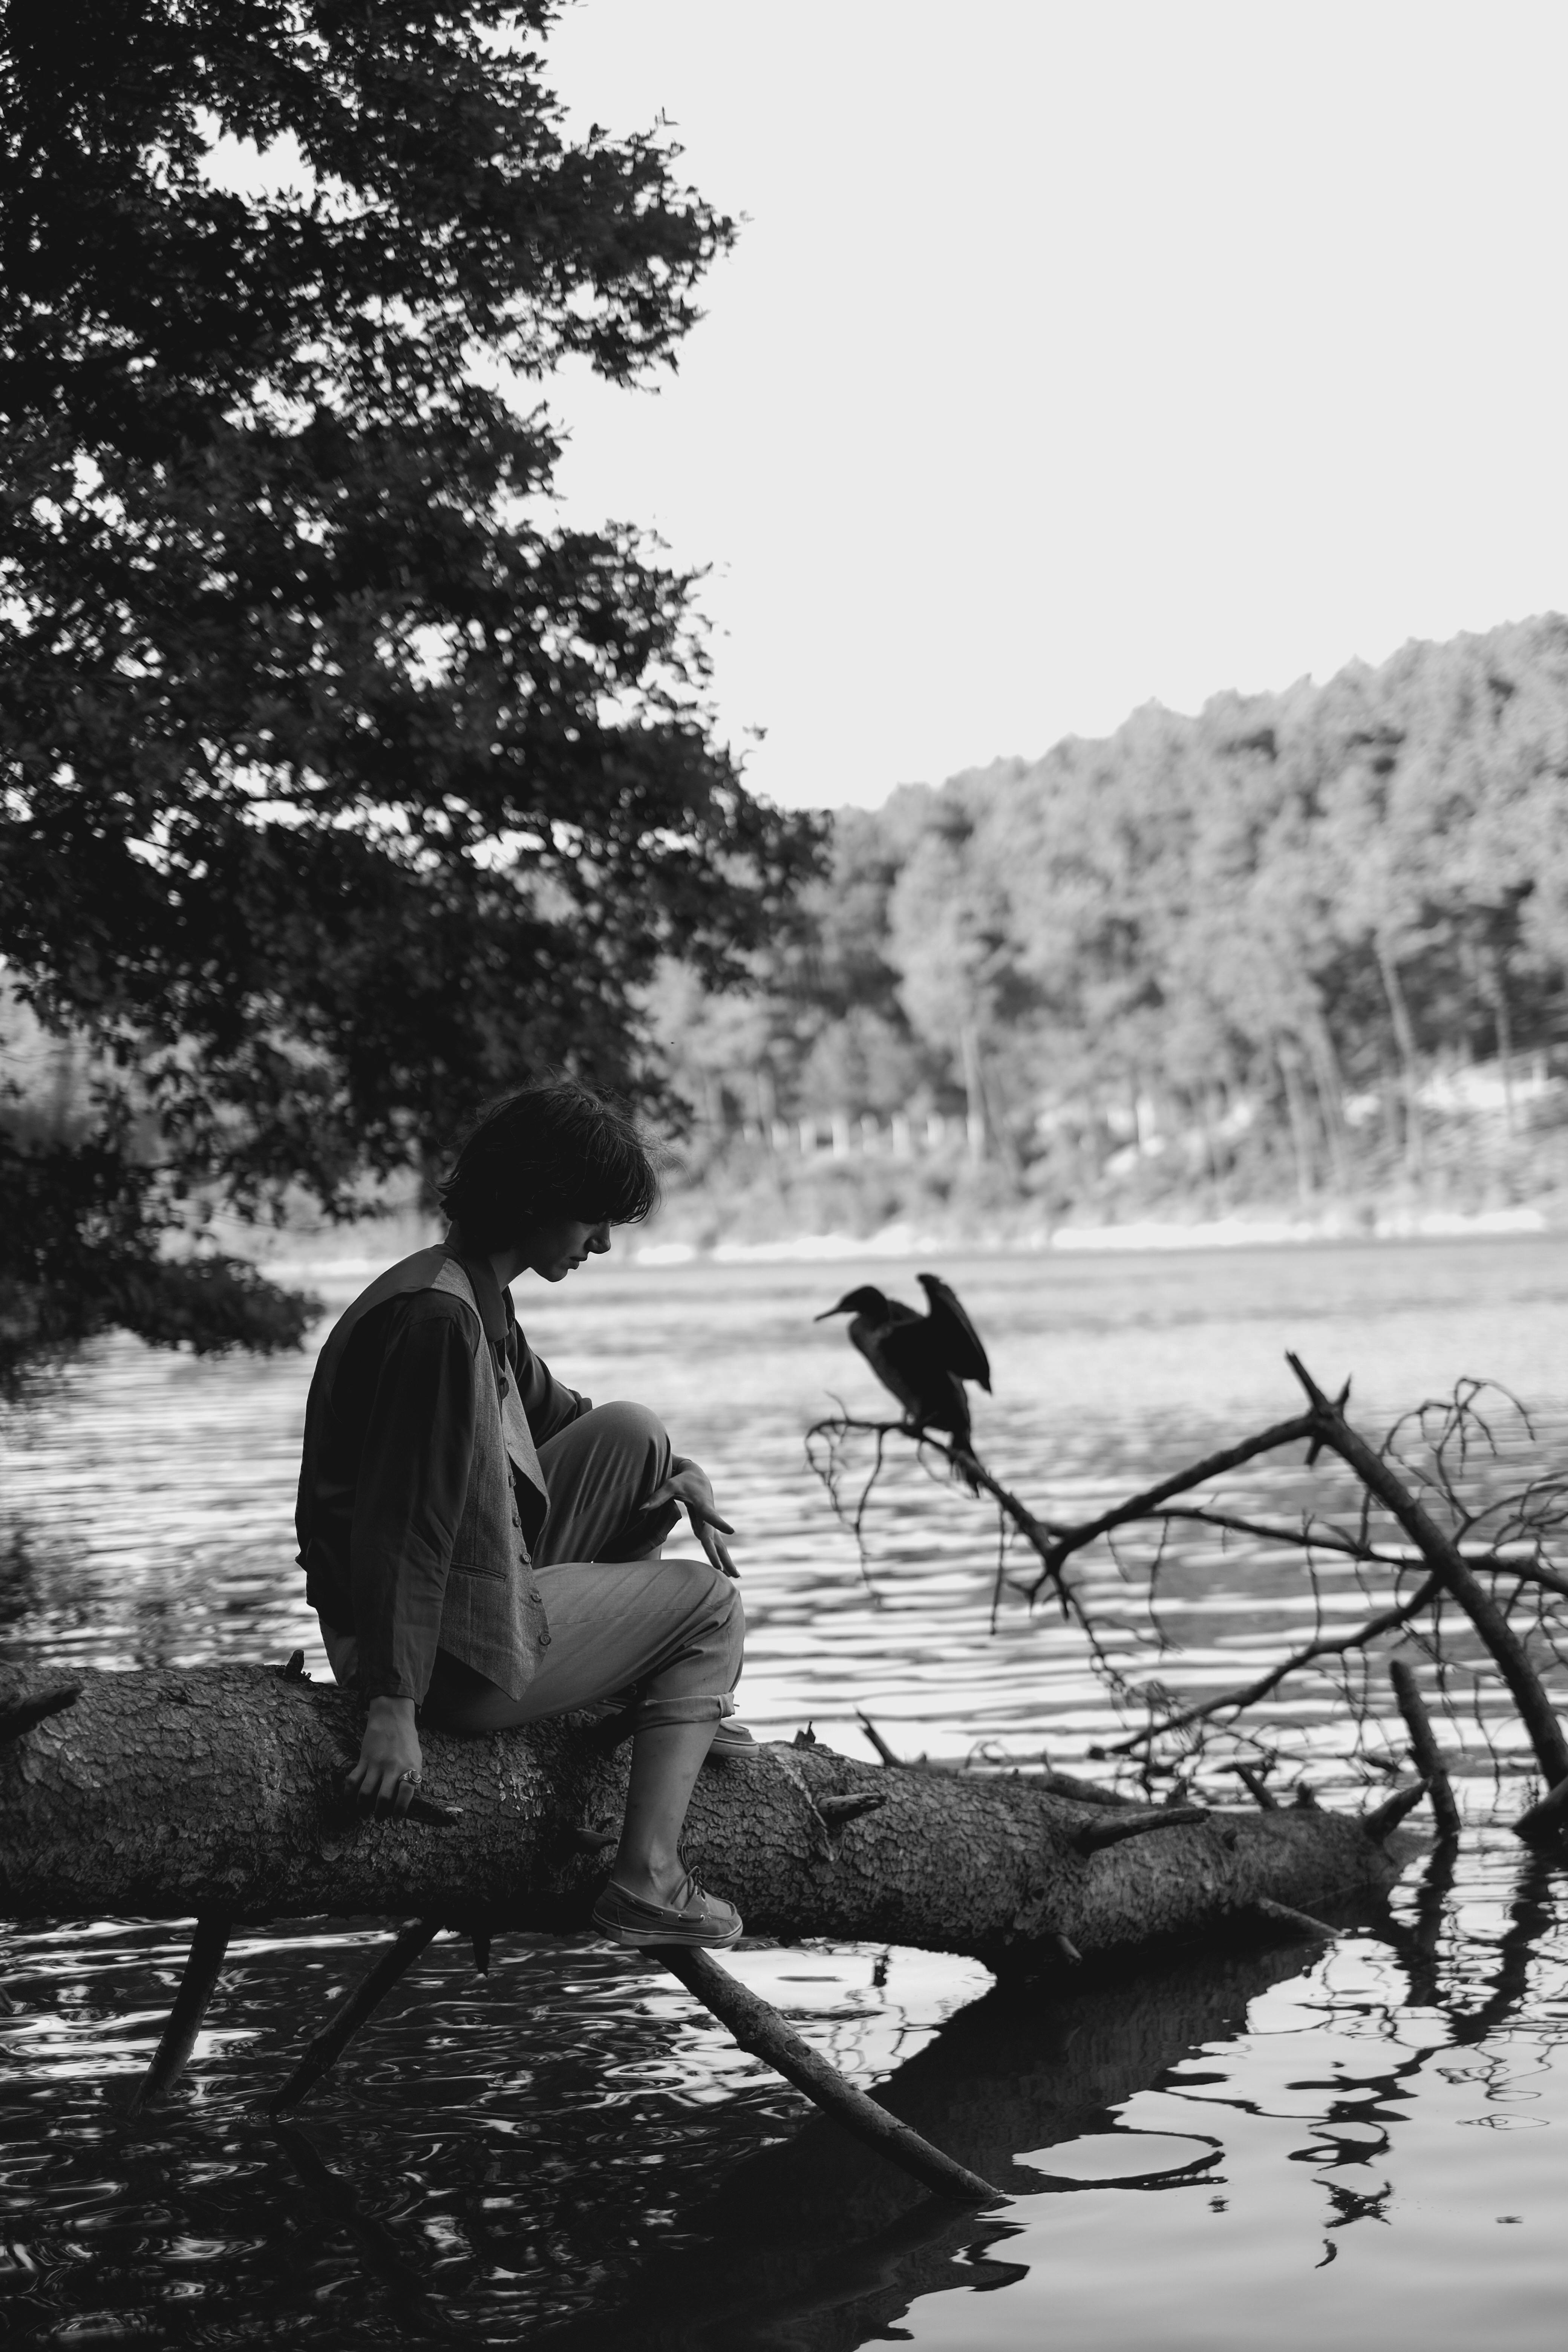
[3,1237,1568,2346]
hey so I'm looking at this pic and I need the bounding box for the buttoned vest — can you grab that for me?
[316,1245,552,1700]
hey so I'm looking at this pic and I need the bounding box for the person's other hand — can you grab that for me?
[347,1695,424,1816]
[652,1461,738,1579]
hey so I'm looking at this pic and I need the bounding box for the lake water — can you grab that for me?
[3,1234,1567,2348]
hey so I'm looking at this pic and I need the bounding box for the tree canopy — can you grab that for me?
[663,616,1568,1224]
[0,0,819,1387]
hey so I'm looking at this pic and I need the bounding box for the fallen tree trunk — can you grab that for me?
[0,1664,1408,1968]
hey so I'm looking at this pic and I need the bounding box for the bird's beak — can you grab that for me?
[814,1303,848,1321]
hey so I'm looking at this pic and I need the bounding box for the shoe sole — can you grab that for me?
[591,1914,744,1951]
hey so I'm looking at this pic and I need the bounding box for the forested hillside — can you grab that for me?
[655,616,1568,1243]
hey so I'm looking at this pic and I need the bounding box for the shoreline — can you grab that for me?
[641,1201,1551,1266]
[250,1199,1557,1284]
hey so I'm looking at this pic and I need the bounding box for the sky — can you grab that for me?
[539,0,1568,810]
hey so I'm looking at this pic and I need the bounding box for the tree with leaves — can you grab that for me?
[657,615,1568,1226]
[0,0,819,1392]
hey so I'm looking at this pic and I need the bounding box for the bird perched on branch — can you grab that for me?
[815,1273,992,1486]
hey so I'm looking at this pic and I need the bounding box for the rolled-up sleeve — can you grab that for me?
[351,1299,478,1702]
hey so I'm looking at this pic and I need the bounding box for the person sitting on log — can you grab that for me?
[295,1077,748,1949]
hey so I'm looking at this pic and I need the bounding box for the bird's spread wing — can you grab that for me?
[878,1326,974,1443]
[917,1274,992,1389]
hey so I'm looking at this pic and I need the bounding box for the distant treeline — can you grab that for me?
[657,615,1568,1219]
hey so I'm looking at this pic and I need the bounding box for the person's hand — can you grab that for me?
[652,1460,738,1579]
[347,1695,424,1816]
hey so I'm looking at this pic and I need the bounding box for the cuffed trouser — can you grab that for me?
[320,1400,743,1734]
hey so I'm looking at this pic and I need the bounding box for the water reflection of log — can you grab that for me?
[1446,1852,1558,2048]
[1388,1840,1459,2012]
[271,2122,467,2347]
[1378,1842,1560,2040]
[532,1938,1323,2352]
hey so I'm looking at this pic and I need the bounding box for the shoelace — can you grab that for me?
[606,1873,706,1918]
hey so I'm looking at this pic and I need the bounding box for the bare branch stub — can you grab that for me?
[1228,1762,1279,1810]
[817,1790,888,1825]
[856,1710,903,1769]
[1076,1805,1209,1854]
[0,1682,81,1747]
[1254,1896,1337,1941]
[1513,1773,1568,1846]
[1389,1658,1462,1841]
[1362,1779,1432,1844]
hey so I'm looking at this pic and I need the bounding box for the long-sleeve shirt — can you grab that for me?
[296,1257,591,1701]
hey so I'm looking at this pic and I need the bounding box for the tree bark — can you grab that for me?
[1,1666,1405,1968]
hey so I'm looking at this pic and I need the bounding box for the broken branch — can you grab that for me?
[128,1914,231,2114]
[1075,1806,1209,1854]
[657,1948,1003,2205]
[1106,1573,1441,1754]
[1288,1355,1568,1787]
[1388,1658,1461,1841]
[268,1919,440,2115]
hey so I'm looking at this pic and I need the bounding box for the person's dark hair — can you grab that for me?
[436,1078,660,1249]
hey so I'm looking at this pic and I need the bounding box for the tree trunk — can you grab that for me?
[1302,1006,1353,1192]
[959,1021,986,1165]
[755,1061,778,1135]
[1,1667,1405,1968]
[1274,1044,1315,1204]
[1201,1084,1227,1213]
[1374,935,1425,1179]
[1477,939,1516,1135]
[977,1054,1023,1184]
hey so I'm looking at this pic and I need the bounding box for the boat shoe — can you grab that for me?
[707,1718,758,1762]
[591,1872,744,1949]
